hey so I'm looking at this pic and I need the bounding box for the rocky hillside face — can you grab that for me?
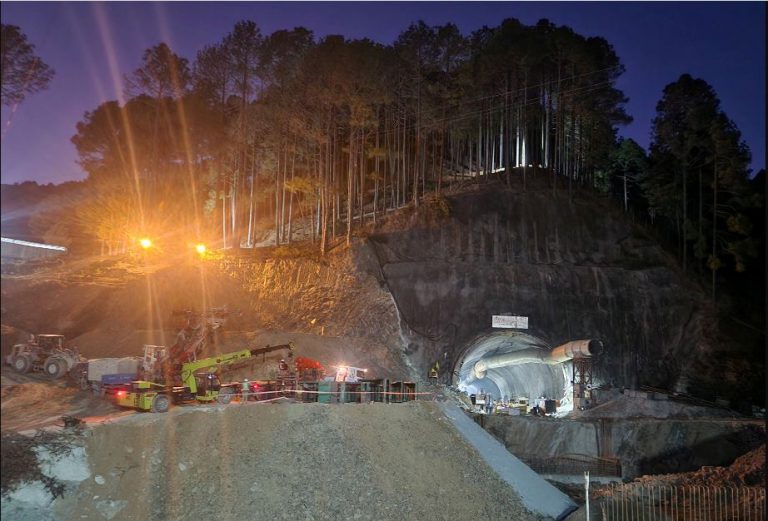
[1,178,759,401]
[0,249,410,377]
[360,180,741,399]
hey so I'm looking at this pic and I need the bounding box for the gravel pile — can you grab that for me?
[51,401,543,520]
[631,443,766,488]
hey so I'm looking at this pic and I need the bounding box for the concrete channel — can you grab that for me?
[439,402,578,520]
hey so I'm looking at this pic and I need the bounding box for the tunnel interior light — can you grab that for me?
[139,238,153,249]
[196,243,207,254]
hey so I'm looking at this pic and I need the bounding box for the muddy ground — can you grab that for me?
[0,368,123,433]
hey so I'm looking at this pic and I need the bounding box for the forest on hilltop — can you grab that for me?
[3,18,763,316]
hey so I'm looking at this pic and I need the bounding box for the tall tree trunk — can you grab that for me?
[359,129,365,225]
[274,143,281,246]
[522,72,527,191]
[698,166,703,274]
[413,123,420,207]
[374,111,381,220]
[682,161,687,272]
[222,190,227,248]
[711,160,718,301]
[246,152,256,247]
[287,148,295,244]
[623,172,628,212]
[346,128,354,246]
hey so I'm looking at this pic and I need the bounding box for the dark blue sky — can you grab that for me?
[1,1,765,184]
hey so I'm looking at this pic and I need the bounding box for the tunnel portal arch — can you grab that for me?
[453,331,572,409]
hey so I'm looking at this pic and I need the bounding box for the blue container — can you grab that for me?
[101,373,136,385]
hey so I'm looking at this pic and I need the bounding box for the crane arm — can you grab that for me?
[179,342,295,390]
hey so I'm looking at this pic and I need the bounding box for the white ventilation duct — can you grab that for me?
[471,339,603,380]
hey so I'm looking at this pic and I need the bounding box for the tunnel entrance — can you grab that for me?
[453,331,573,412]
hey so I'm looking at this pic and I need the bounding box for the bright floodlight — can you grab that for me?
[139,238,152,249]
[196,243,207,254]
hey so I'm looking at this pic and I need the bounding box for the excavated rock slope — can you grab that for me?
[364,179,761,401]
[47,401,541,521]
[1,249,407,375]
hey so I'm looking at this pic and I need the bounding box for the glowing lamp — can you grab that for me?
[195,243,207,254]
[139,238,152,249]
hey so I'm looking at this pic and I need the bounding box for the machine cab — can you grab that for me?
[194,372,222,397]
[36,334,66,350]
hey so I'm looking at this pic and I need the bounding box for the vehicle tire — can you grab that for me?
[151,394,170,413]
[44,358,67,379]
[217,387,234,405]
[12,355,31,374]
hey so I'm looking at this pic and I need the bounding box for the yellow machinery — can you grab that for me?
[115,343,294,412]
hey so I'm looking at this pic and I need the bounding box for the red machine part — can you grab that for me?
[295,357,324,371]
[295,356,325,381]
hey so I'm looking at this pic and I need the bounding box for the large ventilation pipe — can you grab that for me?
[471,339,603,381]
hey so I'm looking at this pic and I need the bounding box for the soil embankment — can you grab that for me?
[9,402,542,521]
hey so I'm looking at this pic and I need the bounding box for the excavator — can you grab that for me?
[115,343,295,413]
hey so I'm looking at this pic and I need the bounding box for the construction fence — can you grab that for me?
[597,483,765,521]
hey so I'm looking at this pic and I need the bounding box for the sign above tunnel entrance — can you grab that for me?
[492,315,529,329]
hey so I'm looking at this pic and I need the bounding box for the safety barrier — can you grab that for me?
[237,380,432,404]
[238,388,434,402]
[598,483,765,520]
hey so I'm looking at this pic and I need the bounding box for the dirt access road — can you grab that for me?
[0,367,125,433]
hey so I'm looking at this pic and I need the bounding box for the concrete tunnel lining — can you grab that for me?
[454,331,573,409]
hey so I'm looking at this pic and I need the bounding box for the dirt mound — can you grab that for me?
[632,444,766,488]
[46,401,540,520]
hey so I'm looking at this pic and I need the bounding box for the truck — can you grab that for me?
[333,365,368,383]
[75,356,143,395]
[114,343,295,412]
[5,334,85,379]
[239,355,327,401]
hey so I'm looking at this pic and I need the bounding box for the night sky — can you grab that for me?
[1,1,765,185]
